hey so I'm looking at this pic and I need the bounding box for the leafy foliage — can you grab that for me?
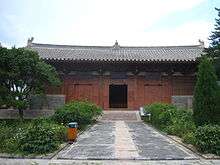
[193,57,220,126]
[0,101,102,155]
[53,101,102,127]
[0,119,66,154]
[144,103,196,138]
[195,124,220,155]
[208,8,220,50]
[206,8,220,78]
[19,120,66,154]
[0,47,61,119]
[144,103,220,155]
[144,103,176,127]
[164,110,196,137]
[182,132,196,145]
[144,103,177,128]
[0,120,31,153]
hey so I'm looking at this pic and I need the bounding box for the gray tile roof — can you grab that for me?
[28,42,204,62]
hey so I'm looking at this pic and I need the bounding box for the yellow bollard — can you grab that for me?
[68,122,78,143]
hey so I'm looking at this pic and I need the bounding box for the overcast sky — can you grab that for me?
[0,0,220,47]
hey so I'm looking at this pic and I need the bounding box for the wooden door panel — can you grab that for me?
[67,84,93,102]
[75,84,92,101]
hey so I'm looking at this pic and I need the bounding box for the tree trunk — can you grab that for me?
[18,108,24,121]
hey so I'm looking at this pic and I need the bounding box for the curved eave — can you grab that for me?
[42,57,199,63]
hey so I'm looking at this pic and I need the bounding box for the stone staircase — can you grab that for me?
[100,111,141,121]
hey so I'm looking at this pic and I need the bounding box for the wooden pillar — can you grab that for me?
[134,75,138,109]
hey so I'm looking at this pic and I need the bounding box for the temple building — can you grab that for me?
[28,39,204,110]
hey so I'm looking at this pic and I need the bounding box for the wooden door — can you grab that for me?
[67,84,93,102]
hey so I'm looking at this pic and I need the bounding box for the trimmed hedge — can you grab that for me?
[52,101,102,126]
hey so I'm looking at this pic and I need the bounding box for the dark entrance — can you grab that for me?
[109,85,127,108]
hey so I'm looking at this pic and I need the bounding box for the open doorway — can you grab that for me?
[109,84,127,108]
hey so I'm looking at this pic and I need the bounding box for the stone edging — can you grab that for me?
[167,135,220,160]
[0,143,68,159]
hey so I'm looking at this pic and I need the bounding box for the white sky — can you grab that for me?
[0,0,219,47]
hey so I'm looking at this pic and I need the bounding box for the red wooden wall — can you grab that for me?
[46,75,195,110]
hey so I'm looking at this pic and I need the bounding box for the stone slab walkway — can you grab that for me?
[58,120,197,160]
[127,122,197,160]
[115,121,139,159]
[58,122,115,159]
[1,158,220,165]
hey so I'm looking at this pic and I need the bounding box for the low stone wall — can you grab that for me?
[0,94,65,119]
[30,94,65,110]
[171,95,193,109]
[0,109,55,119]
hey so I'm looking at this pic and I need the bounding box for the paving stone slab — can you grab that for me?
[58,120,198,160]
[58,122,115,159]
[1,158,220,165]
[126,122,198,160]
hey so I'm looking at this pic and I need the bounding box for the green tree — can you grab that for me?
[0,47,11,106]
[193,56,219,126]
[206,8,220,78]
[0,47,61,120]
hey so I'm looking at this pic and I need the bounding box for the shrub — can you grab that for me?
[158,108,178,129]
[144,103,196,137]
[0,120,30,153]
[0,123,14,153]
[164,116,196,138]
[144,103,177,128]
[19,120,66,154]
[193,56,219,126]
[195,124,220,155]
[53,101,102,126]
[215,89,220,124]
[163,110,195,137]
[183,132,196,145]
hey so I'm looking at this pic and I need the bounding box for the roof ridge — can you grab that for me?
[30,42,202,49]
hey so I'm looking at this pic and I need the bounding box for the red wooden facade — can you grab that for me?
[46,61,196,110]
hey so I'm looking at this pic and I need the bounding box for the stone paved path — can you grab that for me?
[1,158,220,165]
[58,117,197,160]
[127,122,196,160]
[115,121,139,159]
[58,122,115,159]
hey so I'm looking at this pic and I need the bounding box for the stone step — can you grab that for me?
[100,111,141,121]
